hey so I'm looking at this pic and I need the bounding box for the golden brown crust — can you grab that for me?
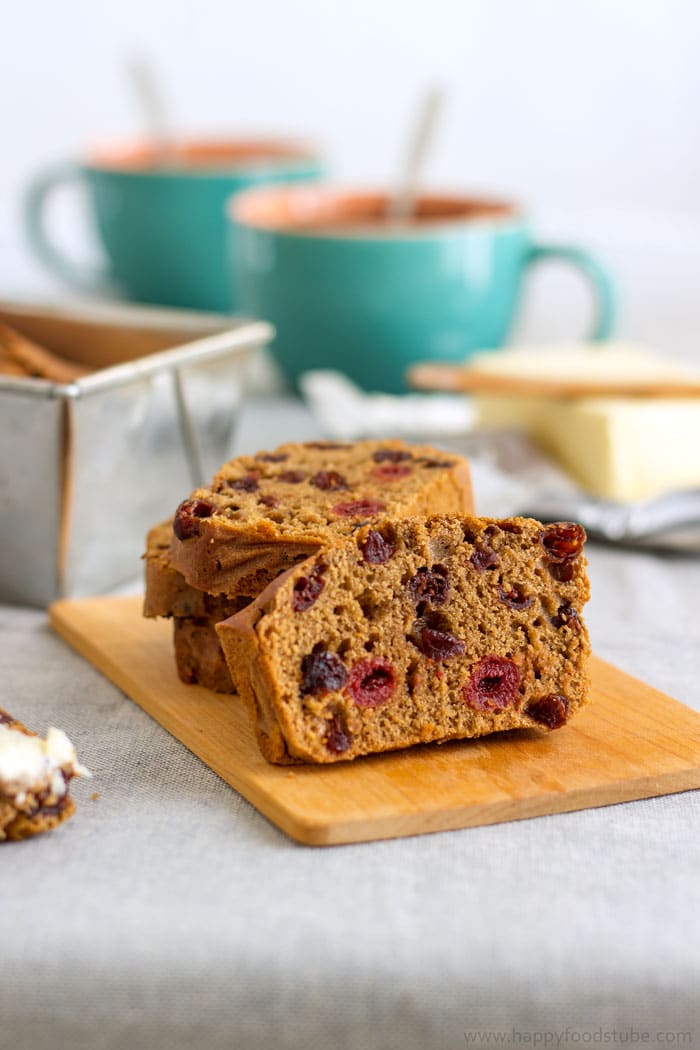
[143,521,249,693]
[143,520,236,620]
[169,534,319,600]
[216,580,301,763]
[173,619,236,693]
[217,515,591,765]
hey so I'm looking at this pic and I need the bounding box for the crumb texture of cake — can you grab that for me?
[216,515,590,764]
[0,709,90,841]
[169,440,473,598]
[173,618,238,692]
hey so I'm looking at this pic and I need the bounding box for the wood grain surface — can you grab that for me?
[50,595,700,846]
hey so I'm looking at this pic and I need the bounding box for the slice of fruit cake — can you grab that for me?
[216,515,590,764]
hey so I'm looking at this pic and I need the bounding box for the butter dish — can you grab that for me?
[412,343,700,502]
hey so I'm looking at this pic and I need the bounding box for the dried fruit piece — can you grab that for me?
[292,565,326,611]
[551,604,580,628]
[372,449,413,464]
[173,498,214,540]
[470,544,498,572]
[258,494,278,508]
[541,522,586,562]
[420,459,455,468]
[360,529,395,564]
[300,650,347,696]
[497,585,534,610]
[408,565,449,606]
[548,560,575,583]
[304,441,354,450]
[325,713,352,753]
[278,470,307,484]
[371,464,413,482]
[464,656,521,712]
[347,658,396,708]
[310,470,349,491]
[228,474,259,493]
[332,499,387,518]
[256,451,288,462]
[527,694,569,729]
[417,627,466,661]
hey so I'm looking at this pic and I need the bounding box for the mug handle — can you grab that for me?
[24,163,111,293]
[526,243,616,340]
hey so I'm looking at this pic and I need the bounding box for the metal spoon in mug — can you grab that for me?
[386,87,445,222]
[125,55,177,166]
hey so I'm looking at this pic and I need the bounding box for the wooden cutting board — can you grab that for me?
[407,361,700,398]
[49,595,700,847]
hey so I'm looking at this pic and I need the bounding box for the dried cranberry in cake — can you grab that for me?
[416,627,466,661]
[291,565,326,611]
[464,656,521,712]
[551,604,580,629]
[347,658,397,708]
[541,522,586,562]
[258,494,278,508]
[310,470,349,491]
[332,498,387,518]
[548,560,576,583]
[470,543,498,572]
[497,585,534,610]
[278,470,307,484]
[408,565,449,606]
[300,650,348,696]
[371,464,413,482]
[359,529,395,564]
[228,474,259,493]
[526,694,569,729]
[173,498,214,540]
[325,713,352,754]
[304,441,354,450]
[372,449,413,464]
[256,451,288,462]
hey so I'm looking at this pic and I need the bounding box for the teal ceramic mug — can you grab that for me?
[25,139,324,312]
[229,186,615,392]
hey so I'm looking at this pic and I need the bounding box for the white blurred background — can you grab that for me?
[2,0,700,354]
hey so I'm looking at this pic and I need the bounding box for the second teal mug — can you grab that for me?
[229,187,616,392]
[25,139,324,312]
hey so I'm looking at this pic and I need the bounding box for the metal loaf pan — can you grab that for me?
[0,300,273,606]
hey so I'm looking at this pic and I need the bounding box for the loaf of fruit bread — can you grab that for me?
[169,440,473,599]
[216,515,590,764]
[143,521,248,693]
[0,709,90,841]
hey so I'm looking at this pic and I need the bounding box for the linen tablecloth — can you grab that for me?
[2,401,699,1050]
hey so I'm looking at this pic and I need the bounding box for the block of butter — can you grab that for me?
[472,343,700,502]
